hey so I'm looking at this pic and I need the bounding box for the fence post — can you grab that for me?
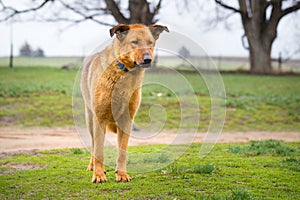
[278,52,282,73]
[9,43,13,68]
[9,18,14,68]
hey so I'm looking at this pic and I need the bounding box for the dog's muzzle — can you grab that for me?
[143,55,152,64]
[134,55,152,68]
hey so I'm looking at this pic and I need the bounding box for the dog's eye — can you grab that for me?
[148,41,153,45]
[131,40,139,44]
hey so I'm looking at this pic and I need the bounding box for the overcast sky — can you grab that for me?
[0,0,299,59]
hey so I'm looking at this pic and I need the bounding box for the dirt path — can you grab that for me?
[0,127,299,154]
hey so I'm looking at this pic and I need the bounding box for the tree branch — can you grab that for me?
[58,0,114,26]
[215,0,242,14]
[0,0,165,27]
[0,0,54,22]
[0,0,115,26]
[73,1,106,12]
[153,0,162,16]
[105,0,129,24]
[281,1,300,18]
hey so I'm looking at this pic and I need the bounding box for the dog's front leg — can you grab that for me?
[92,117,106,183]
[116,125,131,182]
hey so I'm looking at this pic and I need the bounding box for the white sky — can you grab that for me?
[0,0,299,58]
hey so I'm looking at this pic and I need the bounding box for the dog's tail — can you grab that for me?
[107,123,117,133]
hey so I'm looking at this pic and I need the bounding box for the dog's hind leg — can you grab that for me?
[85,106,94,171]
[92,117,107,183]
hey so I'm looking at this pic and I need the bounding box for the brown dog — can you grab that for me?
[81,24,168,183]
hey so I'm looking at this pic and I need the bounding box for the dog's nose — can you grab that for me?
[143,55,152,64]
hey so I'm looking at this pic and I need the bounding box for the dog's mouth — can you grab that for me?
[134,61,152,69]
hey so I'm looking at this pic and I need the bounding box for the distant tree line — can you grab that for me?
[178,46,190,59]
[19,41,45,57]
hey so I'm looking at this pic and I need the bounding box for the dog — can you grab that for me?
[81,24,169,183]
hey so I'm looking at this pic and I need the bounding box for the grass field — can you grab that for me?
[0,140,299,199]
[0,66,300,131]
[0,58,299,199]
[0,56,83,68]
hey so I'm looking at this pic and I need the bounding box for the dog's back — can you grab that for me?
[81,45,114,110]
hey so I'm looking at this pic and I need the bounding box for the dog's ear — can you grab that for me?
[149,24,169,40]
[110,24,130,41]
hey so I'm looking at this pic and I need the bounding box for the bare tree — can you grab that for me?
[0,0,162,26]
[0,0,163,67]
[214,0,300,74]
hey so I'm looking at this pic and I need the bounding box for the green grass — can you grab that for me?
[138,73,300,131]
[0,141,299,199]
[0,67,76,97]
[0,56,83,68]
[0,67,76,126]
[229,139,296,156]
[0,66,299,131]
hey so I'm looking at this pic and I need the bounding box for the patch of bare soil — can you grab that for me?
[0,127,83,154]
[1,162,47,175]
[0,127,299,154]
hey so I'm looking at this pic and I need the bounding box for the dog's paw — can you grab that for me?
[92,172,107,183]
[87,156,94,171]
[86,163,93,171]
[116,171,131,182]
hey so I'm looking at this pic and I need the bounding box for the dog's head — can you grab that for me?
[110,24,169,70]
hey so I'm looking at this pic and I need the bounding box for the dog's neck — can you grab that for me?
[116,60,129,72]
[103,60,146,89]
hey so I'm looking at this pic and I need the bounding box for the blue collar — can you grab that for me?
[116,60,129,72]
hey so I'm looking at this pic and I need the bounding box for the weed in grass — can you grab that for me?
[165,164,216,175]
[193,164,216,174]
[285,157,299,163]
[142,152,171,163]
[71,148,84,155]
[229,140,296,156]
[165,164,189,174]
[228,188,253,200]
[282,157,300,172]
[228,146,242,154]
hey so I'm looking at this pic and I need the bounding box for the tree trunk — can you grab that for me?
[239,1,276,74]
[248,38,272,74]
[242,19,274,74]
[128,0,156,25]
[215,0,300,74]
[105,0,158,25]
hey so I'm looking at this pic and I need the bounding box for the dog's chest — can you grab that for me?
[94,68,144,121]
[96,68,144,104]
